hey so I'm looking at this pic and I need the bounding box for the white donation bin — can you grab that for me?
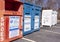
[42,10,57,27]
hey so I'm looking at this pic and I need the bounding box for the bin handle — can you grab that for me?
[35,9,39,11]
[25,13,30,14]
[35,13,38,15]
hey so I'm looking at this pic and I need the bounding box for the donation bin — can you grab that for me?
[0,0,23,42]
[23,3,33,35]
[42,10,54,27]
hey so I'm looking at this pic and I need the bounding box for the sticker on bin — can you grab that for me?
[24,15,31,32]
[9,16,20,38]
[34,16,39,29]
[9,29,19,38]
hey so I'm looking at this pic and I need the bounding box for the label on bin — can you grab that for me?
[24,15,31,32]
[9,16,20,38]
[34,16,39,29]
[0,17,4,41]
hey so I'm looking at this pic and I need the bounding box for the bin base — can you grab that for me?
[23,30,33,36]
[33,28,40,32]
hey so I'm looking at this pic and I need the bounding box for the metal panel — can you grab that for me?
[9,16,22,41]
[5,16,22,41]
[24,4,31,13]
[33,6,41,31]
[30,5,35,32]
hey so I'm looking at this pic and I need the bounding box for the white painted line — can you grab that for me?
[45,30,60,34]
[22,37,36,42]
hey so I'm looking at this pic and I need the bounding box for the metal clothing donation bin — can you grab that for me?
[23,3,33,35]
